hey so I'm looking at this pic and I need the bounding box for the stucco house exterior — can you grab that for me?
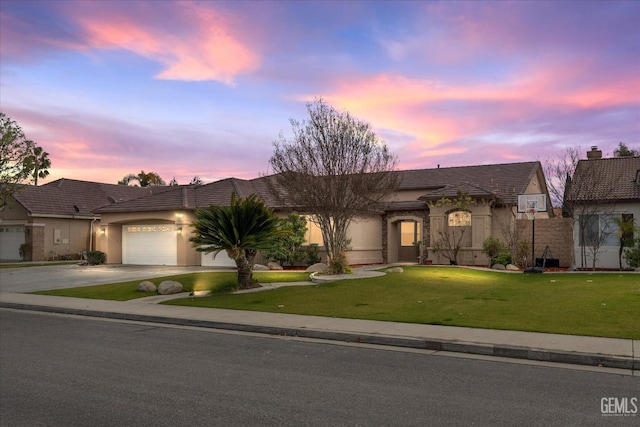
[0,179,171,261]
[565,148,640,269]
[1,161,552,267]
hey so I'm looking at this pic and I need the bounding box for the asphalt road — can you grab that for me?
[1,309,637,426]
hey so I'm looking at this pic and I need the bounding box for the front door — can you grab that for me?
[398,221,420,262]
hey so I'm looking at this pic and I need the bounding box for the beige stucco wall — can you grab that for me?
[0,200,97,261]
[37,217,94,259]
[345,216,383,264]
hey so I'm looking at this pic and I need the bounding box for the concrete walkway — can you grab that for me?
[0,264,638,372]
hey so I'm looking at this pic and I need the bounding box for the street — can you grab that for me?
[1,309,637,426]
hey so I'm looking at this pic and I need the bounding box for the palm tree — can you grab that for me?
[118,170,166,186]
[23,145,51,186]
[190,194,288,289]
[613,216,637,270]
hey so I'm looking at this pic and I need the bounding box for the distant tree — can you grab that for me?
[261,213,308,266]
[190,194,288,289]
[542,146,581,211]
[613,142,639,157]
[168,177,179,186]
[1,112,35,210]
[190,176,203,185]
[118,170,166,187]
[269,98,399,274]
[23,145,51,186]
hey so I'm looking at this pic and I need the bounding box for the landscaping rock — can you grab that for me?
[157,280,183,295]
[492,264,506,270]
[386,267,404,273]
[506,264,520,271]
[252,264,269,271]
[137,281,157,292]
[267,262,284,270]
[306,263,329,273]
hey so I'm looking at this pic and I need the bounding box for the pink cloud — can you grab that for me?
[69,2,259,84]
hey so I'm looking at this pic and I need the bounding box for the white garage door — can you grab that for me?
[201,248,236,268]
[122,224,177,265]
[0,226,25,261]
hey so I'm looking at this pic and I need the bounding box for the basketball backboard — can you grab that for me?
[517,194,547,213]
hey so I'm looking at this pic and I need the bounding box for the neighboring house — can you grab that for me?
[0,179,172,262]
[566,147,640,269]
[91,161,551,267]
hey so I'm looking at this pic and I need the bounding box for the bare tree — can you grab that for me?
[269,98,399,273]
[542,146,581,211]
[566,159,622,270]
[428,191,475,265]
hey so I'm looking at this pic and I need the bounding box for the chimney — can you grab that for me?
[587,146,602,160]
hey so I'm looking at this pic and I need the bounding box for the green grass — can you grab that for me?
[32,271,311,301]
[31,266,639,339]
[163,267,640,339]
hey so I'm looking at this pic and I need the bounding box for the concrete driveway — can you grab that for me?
[0,264,230,294]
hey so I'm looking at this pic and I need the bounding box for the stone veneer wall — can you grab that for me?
[25,224,45,261]
[516,217,573,267]
[382,210,430,263]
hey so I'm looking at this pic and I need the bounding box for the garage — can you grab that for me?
[0,225,25,261]
[201,247,236,268]
[122,224,177,265]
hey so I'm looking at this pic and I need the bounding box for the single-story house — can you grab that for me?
[565,147,640,269]
[0,179,172,262]
[1,161,553,267]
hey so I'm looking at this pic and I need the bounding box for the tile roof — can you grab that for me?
[18,161,545,216]
[12,178,173,217]
[400,161,541,205]
[566,156,640,202]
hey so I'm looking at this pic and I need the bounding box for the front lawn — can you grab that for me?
[164,267,640,339]
[32,271,311,301]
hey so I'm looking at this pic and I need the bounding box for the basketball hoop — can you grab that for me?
[525,208,536,220]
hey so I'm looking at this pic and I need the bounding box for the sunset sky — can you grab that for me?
[1,0,639,185]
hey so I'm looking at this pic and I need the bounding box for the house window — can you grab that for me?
[578,214,618,247]
[400,221,421,247]
[448,210,471,227]
[304,216,324,246]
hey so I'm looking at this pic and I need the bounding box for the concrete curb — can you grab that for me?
[2,301,636,371]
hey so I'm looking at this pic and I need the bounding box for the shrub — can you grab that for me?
[491,253,512,266]
[261,213,308,266]
[329,251,349,274]
[211,279,239,295]
[19,243,32,261]
[482,237,507,266]
[305,244,321,265]
[515,240,531,267]
[86,251,106,265]
[623,237,640,268]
